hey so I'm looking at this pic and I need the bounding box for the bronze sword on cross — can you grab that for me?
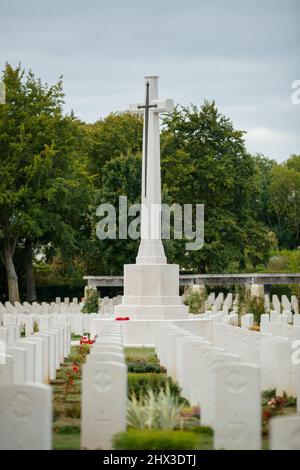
[137,81,157,197]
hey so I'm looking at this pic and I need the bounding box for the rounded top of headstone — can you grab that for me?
[145,74,159,79]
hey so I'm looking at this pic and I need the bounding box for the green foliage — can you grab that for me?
[237,286,264,323]
[81,102,275,277]
[126,347,164,373]
[127,373,183,401]
[262,389,297,408]
[187,290,206,314]
[84,112,143,180]
[265,250,300,273]
[127,361,164,373]
[192,426,214,436]
[160,103,273,272]
[113,429,199,450]
[87,153,142,275]
[81,292,99,313]
[249,297,265,325]
[127,385,184,430]
[0,63,93,301]
[261,389,276,405]
[268,161,300,248]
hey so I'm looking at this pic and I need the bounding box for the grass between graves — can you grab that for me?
[52,346,82,450]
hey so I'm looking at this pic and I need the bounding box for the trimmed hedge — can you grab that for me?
[127,360,165,373]
[127,373,183,401]
[113,429,199,450]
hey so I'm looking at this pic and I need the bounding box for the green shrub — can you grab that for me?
[113,429,199,450]
[187,290,206,314]
[127,360,164,373]
[249,297,265,325]
[262,389,276,405]
[127,385,184,430]
[81,292,99,313]
[127,373,183,401]
[266,250,300,273]
[192,426,213,436]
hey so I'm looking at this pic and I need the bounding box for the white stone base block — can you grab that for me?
[114,263,189,320]
[90,318,213,346]
[114,304,188,320]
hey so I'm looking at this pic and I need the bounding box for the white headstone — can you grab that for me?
[88,352,125,363]
[291,295,299,315]
[293,314,300,326]
[0,384,52,449]
[0,354,14,385]
[16,340,36,382]
[6,347,26,384]
[21,338,44,384]
[200,351,240,427]
[181,340,212,402]
[241,313,254,329]
[214,362,261,450]
[270,415,300,450]
[81,361,127,449]
[39,331,56,380]
[260,313,270,324]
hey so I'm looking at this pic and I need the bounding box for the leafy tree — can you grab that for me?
[87,153,142,275]
[160,102,273,272]
[268,159,300,248]
[252,154,277,230]
[286,154,300,172]
[81,113,143,275]
[0,64,93,302]
[84,112,143,183]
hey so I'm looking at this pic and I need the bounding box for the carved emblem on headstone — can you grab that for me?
[226,371,247,394]
[93,370,113,392]
[9,392,33,418]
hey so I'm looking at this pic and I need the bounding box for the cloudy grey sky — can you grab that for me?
[1,0,299,161]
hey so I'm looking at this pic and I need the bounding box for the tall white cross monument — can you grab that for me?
[115,75,189,319]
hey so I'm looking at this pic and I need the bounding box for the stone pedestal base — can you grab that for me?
[114,263,189,320]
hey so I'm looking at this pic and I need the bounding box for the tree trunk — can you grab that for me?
[3,238,20,303]
[24,241,37,302]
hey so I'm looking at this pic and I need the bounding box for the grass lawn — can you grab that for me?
[125,347,159,363]
[53,431,80,450]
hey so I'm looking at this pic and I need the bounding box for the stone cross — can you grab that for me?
[129,75,174,264]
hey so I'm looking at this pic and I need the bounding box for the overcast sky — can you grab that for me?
[1,0,299,161]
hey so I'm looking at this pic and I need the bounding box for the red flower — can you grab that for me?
[72,365,79,373]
